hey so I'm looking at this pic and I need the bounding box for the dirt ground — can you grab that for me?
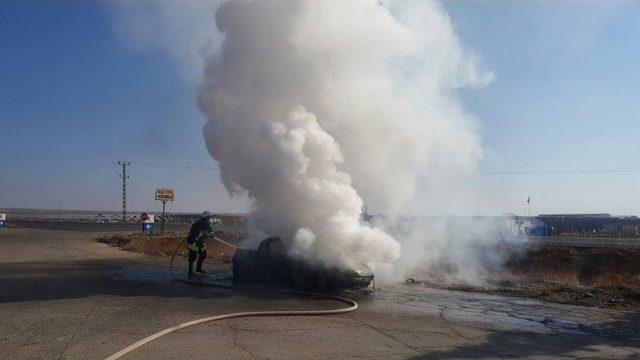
[501,245,640,309]
[409,245,640,311]
[97,231,243,263]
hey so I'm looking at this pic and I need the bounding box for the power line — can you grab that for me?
[135,175,211,179]
[480,168,640,175]
[128,161,218,171]
[132,161,640,175]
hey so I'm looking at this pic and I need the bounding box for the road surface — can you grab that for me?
[1,227,639,359]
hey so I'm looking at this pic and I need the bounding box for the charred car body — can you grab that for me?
[232,237,374,290]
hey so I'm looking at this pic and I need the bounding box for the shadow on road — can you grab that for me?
[409,312,640,359]
[0,258,322,306]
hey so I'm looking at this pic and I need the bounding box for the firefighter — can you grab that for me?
[187,211,213,276]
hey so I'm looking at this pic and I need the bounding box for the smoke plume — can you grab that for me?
[196,0,492,269]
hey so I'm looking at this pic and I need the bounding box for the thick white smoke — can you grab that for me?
[376,216,525,285]
[196,0,492,269]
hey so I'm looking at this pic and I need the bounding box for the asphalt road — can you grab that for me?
[1,227,639,359]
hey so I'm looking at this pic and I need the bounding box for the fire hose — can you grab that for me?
[104,236,359,360]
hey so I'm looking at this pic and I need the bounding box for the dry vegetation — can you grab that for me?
[97,231,245,263]
[407,245,640,310]
[507,245,640,289]
[493,245,640,309]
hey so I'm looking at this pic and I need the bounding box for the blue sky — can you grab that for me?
[0,1,638,215]
[445,1,640,215]
[0,1,238,214]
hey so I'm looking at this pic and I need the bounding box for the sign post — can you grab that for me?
[142,214,155,233]
[0,214,6,229]
[155,188,174,233]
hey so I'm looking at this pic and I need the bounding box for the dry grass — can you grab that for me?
[538,271,582,287]
[506,245,640,289]
[591,272,640,288]
[97,232,243,263]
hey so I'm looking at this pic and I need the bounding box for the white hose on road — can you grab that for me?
[104,236,359,360]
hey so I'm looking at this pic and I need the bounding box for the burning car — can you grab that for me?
[232,237,374,290]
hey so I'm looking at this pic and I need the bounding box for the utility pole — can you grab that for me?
[118,161,131,222]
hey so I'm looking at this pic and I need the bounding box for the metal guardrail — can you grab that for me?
[530,236,640,249]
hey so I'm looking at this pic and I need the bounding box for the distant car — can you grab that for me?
[108,219,118,224]
[232,237,374,290]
